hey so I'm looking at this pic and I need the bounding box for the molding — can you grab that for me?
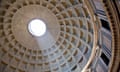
[82,0,98,72]
[102,0,120,72]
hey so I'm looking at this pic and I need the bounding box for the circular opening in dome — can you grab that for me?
[28,19,46,37]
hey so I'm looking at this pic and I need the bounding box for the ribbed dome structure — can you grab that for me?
[0,0,120,72]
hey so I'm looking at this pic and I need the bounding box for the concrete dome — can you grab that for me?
[0,0,119,72]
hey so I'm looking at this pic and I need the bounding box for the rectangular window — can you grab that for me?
[100,19,111,31]
[101,52,109,66]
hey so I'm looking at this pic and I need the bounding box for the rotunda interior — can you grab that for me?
[0,0,119,72]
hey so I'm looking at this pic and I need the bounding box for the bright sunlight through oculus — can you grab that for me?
[28,19,46,37]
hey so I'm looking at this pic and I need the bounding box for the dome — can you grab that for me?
[0,0,119,72]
